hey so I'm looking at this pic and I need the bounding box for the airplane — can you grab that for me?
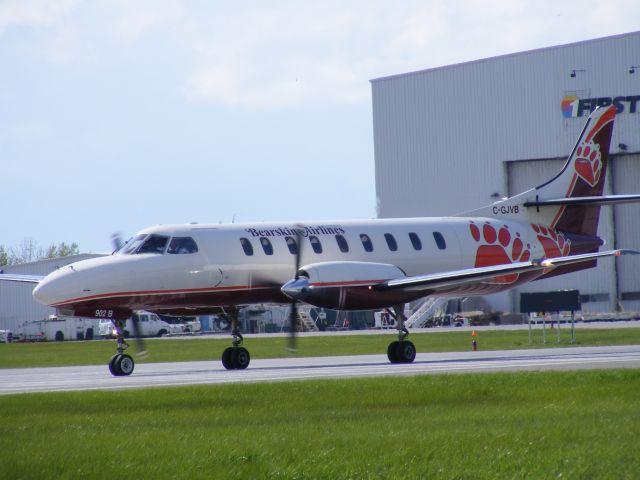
[2,105,640,376]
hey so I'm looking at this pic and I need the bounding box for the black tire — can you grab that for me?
[157,329,167,337]
[222,347,234,370]
[396,340,416,363]
[232,347,250,370]
[109,354,122,376]
[85,328,94,341]
[115,354,135,376]
[55,330,64,342]
[387,341,400,363]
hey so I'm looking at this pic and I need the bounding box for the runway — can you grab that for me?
[2,345,640,395]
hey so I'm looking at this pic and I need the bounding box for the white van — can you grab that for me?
[98,311,179,338]
[0,330,13,343]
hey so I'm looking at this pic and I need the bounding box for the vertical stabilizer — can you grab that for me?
[466,105,617,238]
[536,105,616,236]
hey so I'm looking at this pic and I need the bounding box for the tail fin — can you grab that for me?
[466,105,618,237]
[535,105,616,236]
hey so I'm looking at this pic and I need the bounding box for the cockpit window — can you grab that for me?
[136,235,169,254]
[120,234,147,254]
[167,237,199,254]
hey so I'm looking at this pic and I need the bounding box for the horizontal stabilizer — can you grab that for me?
[0,273,44,284]
[524,194,640,208]
[374,249,639,293]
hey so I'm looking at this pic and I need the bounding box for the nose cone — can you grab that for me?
[32,268,74,307]
[281,277,310,302]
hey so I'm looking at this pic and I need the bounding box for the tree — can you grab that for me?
[0,246,8,267]
[55,242,79,257]
[0,238,81,266]
[8,237,43,265]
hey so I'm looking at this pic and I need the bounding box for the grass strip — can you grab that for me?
[0,370,639,479]
[1,327,640,369]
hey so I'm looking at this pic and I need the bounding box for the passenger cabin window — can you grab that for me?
[137,235,169,254]
[167,237,198,254]
[384,233,398,252]
[360,234,373,252]
[409,232,422,251]
[335,234,349,253]
[240,237,254,256]
[260,237,274,255]
[285,236,298,255]
[309,236,323,254]
[433,232,446,250]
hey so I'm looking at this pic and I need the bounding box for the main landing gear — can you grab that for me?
[386,305,417,364]
[108,319,135,376]
[221,312,251,370]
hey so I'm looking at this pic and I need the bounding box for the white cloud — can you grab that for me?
[0,0,79,32]
[2,0,639,108]
[110,0,184,42]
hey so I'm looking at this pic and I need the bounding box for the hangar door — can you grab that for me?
[612,154,640,311]
[506,157,616,312]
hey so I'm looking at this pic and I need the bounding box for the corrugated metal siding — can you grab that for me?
[373,31,640,219]
[373,32,640,313]
[0,283,54,332]
[506,159,616,311]
[0,254,103,331]
[612,154,640,310]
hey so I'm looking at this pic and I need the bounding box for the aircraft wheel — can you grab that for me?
[387,341,400,363]
[232,347,250,370]
[109,354,122,376]
[116,354,135,376]
[222,347,234,370]
[396,340,416,363]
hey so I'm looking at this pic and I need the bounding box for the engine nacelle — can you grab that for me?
[281,261,419,310]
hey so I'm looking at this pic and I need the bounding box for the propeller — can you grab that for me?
[108,232,147,357]
[287,225,304,352]
[111,232,124,253]
[130,314,148,358]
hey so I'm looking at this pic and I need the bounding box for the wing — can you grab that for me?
[374,249,639,294]
[0,273,44,284]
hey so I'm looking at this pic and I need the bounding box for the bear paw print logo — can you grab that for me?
[469,221,530,284]
[574,141,602,187]
[532,224,570,258]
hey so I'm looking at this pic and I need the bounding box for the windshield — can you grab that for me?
[119,234,169,255]
[137,235,169,254]
[120,235,147,254]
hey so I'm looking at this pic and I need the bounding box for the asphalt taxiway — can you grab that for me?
[1,345,640,395]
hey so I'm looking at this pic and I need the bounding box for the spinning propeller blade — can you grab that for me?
[130,316,149,358]
[287,225,304,352]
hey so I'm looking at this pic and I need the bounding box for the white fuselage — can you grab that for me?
[32,216,557,318]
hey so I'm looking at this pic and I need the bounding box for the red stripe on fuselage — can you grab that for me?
[50,284,275,307]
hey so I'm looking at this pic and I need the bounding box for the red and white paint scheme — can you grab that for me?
[3,105,639,374]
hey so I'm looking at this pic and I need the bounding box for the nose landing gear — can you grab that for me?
[108,319,135,376]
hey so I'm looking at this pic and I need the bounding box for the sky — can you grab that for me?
[1,0,639,254]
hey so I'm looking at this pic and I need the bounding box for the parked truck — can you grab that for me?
[98,311,181,338]
[20,315,101,341]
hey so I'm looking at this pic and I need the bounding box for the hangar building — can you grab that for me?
[0,254,103,332]
[371,31,640,314]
